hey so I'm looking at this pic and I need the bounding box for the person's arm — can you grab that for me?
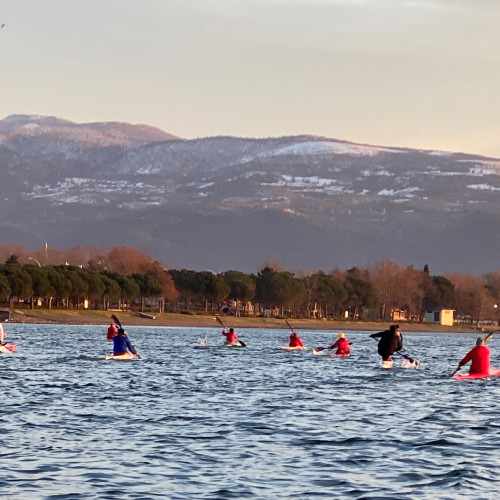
[370,331,383,339]
[126,337,137,354]
[395,335,403,352]
[458,350,473,367]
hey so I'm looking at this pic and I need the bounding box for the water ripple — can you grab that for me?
[1,326,499,498]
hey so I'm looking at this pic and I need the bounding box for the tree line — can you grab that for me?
[0,244,499,324]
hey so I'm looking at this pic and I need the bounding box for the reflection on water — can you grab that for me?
[1,324,499,498]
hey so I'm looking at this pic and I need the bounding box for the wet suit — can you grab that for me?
[370,328,402,361]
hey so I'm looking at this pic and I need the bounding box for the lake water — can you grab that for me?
[1,324,499,499]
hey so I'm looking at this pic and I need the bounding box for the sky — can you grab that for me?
[1,0,500,157]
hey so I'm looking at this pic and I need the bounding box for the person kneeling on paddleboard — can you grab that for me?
[456,337,490,376]
[370,325,402,362]
[113,328,139,356]
[289,331,304,348]
[328,332,350,355]
[222,327,239,346]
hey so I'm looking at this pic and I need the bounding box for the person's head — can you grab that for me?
[118,328,125,336]
[291,332,297,337]
[476,337,485,347]
[229,328,234,333]
[338,332,345,339]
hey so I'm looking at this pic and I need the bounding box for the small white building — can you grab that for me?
[424,309,455,326]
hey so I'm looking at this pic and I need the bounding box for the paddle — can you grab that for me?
[215,316,246,347]
[394,350,418,366]
[450,331,495,376]
[111,314,140,358]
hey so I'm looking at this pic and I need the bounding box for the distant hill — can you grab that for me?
[0,114,499,274]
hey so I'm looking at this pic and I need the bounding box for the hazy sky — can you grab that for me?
[2,0,499,156]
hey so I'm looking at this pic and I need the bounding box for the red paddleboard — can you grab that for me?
[452,369,500,380]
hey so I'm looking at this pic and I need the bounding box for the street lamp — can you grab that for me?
[28,257,41,268]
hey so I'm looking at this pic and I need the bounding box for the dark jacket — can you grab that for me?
[371,329,403,356]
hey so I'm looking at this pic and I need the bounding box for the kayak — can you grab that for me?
[329,353,350,358]
[453,369,500,380]
[281,346,308,351]
[195,343,245,349]
[0,343,17,353]
[222,342,245,348]
[105,352,139,361]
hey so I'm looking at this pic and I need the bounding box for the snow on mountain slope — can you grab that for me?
[0,115,499,274]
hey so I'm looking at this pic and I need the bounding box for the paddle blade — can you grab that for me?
[111,314,122,329]
[238,340,246,348]
[483,331,495,344]
[215,316,225,328]
[286,320,295,332]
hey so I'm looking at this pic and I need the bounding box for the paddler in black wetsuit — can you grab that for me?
[370,324,403,362]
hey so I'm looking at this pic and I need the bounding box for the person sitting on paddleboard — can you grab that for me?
[289,331,304,348]
[222,327,239,346]
[113,328,138,356]
[328,332,350,355]
[370,324,402,362]
[456,337,490,375]
[107,322,118,340]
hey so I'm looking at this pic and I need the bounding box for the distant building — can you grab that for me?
[424,309,455,326]
[391,309,408,321]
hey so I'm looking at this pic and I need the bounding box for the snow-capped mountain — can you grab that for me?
[0,114,499,274]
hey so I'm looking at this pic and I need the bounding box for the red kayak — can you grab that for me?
[452,369,500,380]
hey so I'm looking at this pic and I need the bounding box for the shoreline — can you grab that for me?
[4,308,496,334]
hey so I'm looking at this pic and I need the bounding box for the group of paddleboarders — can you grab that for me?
[106,322,139,357]
[289,322,493,375]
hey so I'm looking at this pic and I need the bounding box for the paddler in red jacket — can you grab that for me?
[222,327,239,346]
[456,337,490,375]
[107,322,118,340]
[289,331,304,348]
[328,332,350,355]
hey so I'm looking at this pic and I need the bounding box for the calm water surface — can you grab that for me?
[1,324,499,499]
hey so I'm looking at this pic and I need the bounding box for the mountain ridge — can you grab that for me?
[0,115,499,275]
